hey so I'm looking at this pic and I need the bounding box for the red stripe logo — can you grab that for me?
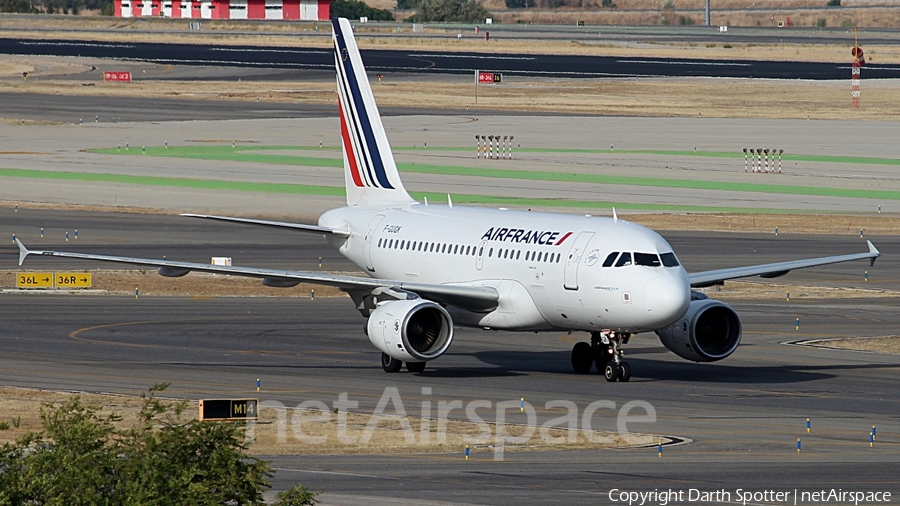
[555,232,573,246]
[338,102,364,188]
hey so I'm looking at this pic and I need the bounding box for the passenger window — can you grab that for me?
[378,238,382,247]
[489,248,493,257]
[634,253,661,267]
[602,252,618,267]
[454,245,459,254]
[660,252,680,267]
[556,253,561,263]
[543,252,548,262]
[479,246,484,256]
[466,245,471,255]
[442,244,447,254]
[516,250,521,260]
[615,252,632,267]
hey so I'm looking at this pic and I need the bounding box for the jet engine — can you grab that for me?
[366,299,454,362]
[655,296,742,362]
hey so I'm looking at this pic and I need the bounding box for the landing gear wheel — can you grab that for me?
[604,362,619,382]
[571,342,594,374]
[381,353,402,373]
[406,361,426,373]
[594,346,612,371]
[619,361,631,382]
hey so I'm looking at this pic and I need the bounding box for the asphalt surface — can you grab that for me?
[5,37,900,80]
[2,208,899,503]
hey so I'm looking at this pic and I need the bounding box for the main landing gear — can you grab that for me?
[571,331,631,382]
[381,353,427,373]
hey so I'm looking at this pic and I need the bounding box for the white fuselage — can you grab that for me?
[320,204,691,333]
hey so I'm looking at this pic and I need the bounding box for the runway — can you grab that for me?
[5,37,900,80]
[2,208,899,503]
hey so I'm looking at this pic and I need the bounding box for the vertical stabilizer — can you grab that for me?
[332,18,415,207]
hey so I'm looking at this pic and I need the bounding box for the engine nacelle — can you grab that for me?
[366,299,454,363]
[656,298,742,362]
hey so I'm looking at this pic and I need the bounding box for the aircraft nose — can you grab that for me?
[643,274,691,327]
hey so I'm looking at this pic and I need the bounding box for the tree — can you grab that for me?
[0,384,276,505]
[273,484,320,506]
[331,0,394,20]
[405,0,491,23]
[0,0,37,13]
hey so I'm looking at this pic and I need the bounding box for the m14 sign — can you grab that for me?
[478,72,502,84]
[103,71,132,82]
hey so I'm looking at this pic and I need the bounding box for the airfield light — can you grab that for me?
[742,148,748,172]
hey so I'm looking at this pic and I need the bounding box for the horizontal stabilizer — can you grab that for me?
[181,214,350,236]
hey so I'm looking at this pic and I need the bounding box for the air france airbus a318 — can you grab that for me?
[17,18,881,381]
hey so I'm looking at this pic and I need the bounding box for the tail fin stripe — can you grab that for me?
[338,101,364,187]
[336,57,378,188]
[336,60,373,187]
[333,21,394,190]
[335,47,377,188]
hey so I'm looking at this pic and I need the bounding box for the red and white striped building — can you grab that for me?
[114,0,331,20]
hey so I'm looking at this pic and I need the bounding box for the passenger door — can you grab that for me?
[563,232,594,290]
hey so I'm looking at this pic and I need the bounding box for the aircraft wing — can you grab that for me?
[180,214,351,237]
[15,239,498,312]
[688,241,880,288]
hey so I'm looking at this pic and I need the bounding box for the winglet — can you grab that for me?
[15,237,30,266]
[868,240,880,266]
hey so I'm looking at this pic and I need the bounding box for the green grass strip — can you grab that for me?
[92,145,900,166]
[90,146,900,201]
[0,167,809,214]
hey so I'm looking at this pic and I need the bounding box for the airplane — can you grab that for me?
[15,17,881,381]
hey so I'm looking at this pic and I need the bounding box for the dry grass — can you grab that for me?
[627,213,900,235]
[247,402,658,455]
[0,387,660,456]
[497,6,900,29]
[812,336,900,354]
[0,16,897,63]
[702,280,895,300]
[4,75,899,121]
[4,202,900,237]
[0,387,181,444]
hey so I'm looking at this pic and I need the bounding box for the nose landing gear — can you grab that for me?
[570,330,631,381]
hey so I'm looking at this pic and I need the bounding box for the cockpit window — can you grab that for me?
[634,253,661,267]
[660,252,680,267]
[614,252,632,267]
[602,252,618,267]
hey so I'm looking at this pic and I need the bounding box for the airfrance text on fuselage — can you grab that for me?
[481,228,572,246]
